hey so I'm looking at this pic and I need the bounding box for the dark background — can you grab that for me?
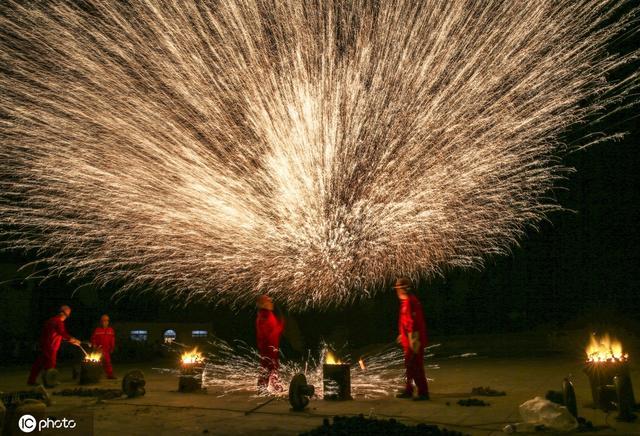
[1,6,638,365]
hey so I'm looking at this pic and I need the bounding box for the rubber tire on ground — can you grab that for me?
[289,373,314,412]
[122,370,146,398]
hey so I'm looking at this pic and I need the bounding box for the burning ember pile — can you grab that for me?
[584,333,636,413]
[179,347,205,392]
[586,333,628,363]
[181,348,203,365]
[78,348,103,385]
[84,351,102,363]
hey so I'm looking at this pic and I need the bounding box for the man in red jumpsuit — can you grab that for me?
[91,314,116,379]
[395,278,430,400]
[256,295,285,392]
[28,305,81,385]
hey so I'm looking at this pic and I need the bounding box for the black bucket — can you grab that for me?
[79,361,103,385]
[322,364,351,400]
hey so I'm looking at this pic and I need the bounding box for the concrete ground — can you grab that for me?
[1,354,639,436]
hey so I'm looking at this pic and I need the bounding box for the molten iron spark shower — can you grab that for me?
[166,339,447,399]
[1,1,639,308]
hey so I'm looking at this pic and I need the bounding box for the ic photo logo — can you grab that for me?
[18,415,36,433]
[18,414,77,433]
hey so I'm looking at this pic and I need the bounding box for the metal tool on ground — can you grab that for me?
[244,397,277,415]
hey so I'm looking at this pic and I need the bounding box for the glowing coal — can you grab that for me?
[181,348,203,366]
[585,333,628,363]
[84,351,102,363]
[179,348,205,393]
[583,333,635,412]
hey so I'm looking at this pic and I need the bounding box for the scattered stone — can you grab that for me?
[1,386,51,407]
[457,398,489,407]
[471,386,506,396]
[301,414,468,435]
[53,387,123,399]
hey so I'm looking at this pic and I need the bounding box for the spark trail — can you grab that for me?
[166,339,445,399]
[0,1,638,308]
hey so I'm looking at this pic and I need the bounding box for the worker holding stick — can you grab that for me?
[256,295,285,392]
[27,305,81,385]
[395,278,430,401]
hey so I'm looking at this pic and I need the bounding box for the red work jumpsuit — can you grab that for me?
[256,309,285,389]
[91,326,115,377]
[399,294,429,396]
[28,315,71,384]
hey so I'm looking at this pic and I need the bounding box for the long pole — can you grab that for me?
[77,344,89,358]
[244,397,277,415]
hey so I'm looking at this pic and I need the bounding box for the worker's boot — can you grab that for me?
[395,390,413,399]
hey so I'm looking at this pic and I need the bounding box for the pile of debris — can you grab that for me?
[1,388,50,434]
[457,398,490,407]
[54,387,123,399]
[301,415,468,435]
[472,386,506,396]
